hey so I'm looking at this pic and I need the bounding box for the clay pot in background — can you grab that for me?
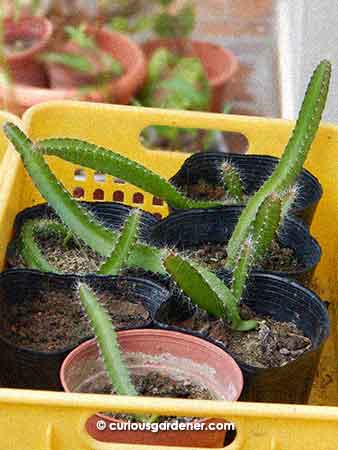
[143,39,238,112]
[61,329,243,447]
[46,27,146,104]
[4,16,53,87]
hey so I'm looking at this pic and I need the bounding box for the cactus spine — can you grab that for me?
[35,138,223,210]
[222,162,244,202]
[226,60,331,268]
[98,210,140,275]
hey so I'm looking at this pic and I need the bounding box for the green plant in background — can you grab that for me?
[4,60,331,333]
[137,47,210,147]
[42,24,123,85]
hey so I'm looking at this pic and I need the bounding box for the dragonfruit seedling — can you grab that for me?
[222,161,244,202]
[78,283,137,396]
[164,253,257,331]
[98,209,141,276]
[78,283,156,422]
[20,219,66,273]
[225,59,331,268]
[250,193,282,265]
[34,136,222,210]
[4,124,165,274]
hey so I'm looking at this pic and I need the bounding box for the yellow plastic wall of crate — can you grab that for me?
[0,102,337,450]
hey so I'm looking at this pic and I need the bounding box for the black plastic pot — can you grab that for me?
[154,273,330,404]
[7,201,159,271]
[170,152,323,226]
[152,207,321,286]
[0,269,170,391]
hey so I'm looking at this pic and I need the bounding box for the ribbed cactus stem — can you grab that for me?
[222,162,244,202]
[230,236,255,302]
[280,185,298,218]
[35,138,223,209]
[20,219,65,273]
[98,210,141,275]
[251,193,282,264]
[164,254,257,331]
[4,123,117,257]
[78,283,138,396]
[226,60,331,268]
[127,244,166,274]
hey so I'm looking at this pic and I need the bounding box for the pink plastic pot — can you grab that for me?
[4,16,53,87]
[46,27,146,104]
[60,329,243,448]
[142,39,238,112]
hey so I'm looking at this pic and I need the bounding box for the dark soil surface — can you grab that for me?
[10,234,104,274]
[181,240,301,273]
[168,306,312,368]
[81,370,214,423]
[181,180,234,202]
[2,288,149,352]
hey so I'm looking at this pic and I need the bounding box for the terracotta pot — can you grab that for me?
[46,27,146,104]
[4,16,53,87]
[142,39,238,112]
[60,329,243,447]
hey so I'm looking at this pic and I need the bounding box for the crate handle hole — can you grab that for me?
[140,125,249,154]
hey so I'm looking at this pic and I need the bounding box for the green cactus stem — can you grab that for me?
[164,254,257,331]
[4,123,116,257]
[78,283,137,396]
[4,123,165,274]
[280,185,298,218]
[20,219,64,273]
[230,237,255,302]
[222,162,244,202]
[98,210,141,275]
[226,60,331,268]
[35,138,223,210]
[251,193,282,264]
[127,243,166,274]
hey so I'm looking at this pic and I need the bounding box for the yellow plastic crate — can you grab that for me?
[0,101,337,449]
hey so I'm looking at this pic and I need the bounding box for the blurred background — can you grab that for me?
[1,0,337,150]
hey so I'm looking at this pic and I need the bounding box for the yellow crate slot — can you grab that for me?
[0,102,336,449]
[0,389,338,450]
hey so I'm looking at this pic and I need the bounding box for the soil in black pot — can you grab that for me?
[2,288,149,352]
[181,240,301,273]
[181,180,247,203]
[81,370,214,423]
[11,233,104,274]
[168,306,312,369]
